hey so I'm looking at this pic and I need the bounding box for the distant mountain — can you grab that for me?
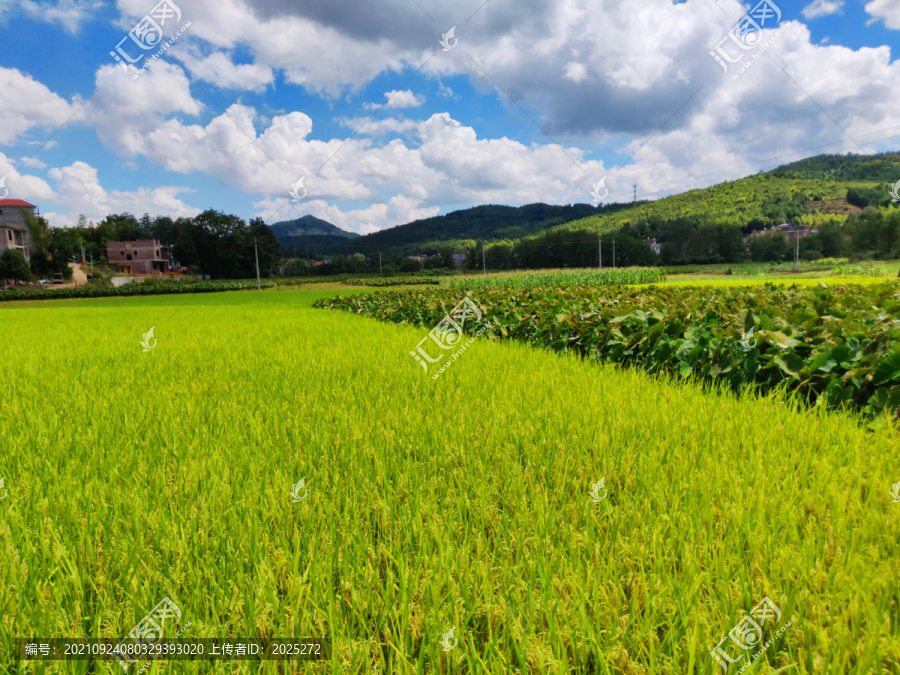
[270,214,359,239]
[348,203,615,252]
[270,215,359,254]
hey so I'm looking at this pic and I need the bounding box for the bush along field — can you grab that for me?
[315,281,900,420]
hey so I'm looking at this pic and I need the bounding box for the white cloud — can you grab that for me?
[19,157,46,169]
[0,152,55,204]
[44,161,199,226]
[0,67,78,145]
[20,0,102,32]
[114,0,419,98]
[365,90,425,110]
[336,195,440,234]
[563,62,589,83]
[437,82,457,100]
[250,195,438,235]
[171,46,274,92]
[83,62,203,158]
[337,117,419,135]
[865,0,900,29]
[802,0,844,20]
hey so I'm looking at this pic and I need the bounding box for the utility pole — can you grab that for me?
[633,184,637,204]
[598,236,602,270]
[379,252,383,275]
[254,238,261,290]
[794,227,800,271]
[613,240,616,268]
[483,246,486,274]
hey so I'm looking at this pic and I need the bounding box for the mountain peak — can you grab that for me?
[269,215,359,240]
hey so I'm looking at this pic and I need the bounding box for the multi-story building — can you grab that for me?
[0,199,36,261]
[107,239,178,275]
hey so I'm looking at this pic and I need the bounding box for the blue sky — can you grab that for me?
[0,0,898,233]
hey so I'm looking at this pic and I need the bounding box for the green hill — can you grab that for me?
[270,214,359,239]
[548,175,876,237]
[767,151,900,182]
[271,215,359,254]
[347,203,623,252]
[280,152,898,262]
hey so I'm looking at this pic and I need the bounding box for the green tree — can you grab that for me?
[246,218,281,277]
[24,212,55,276]
[284,258,311,276]
[748,232,791,262]
[0,248,31,283]
[398,257,422,273]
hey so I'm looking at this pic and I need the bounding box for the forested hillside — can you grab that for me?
[549,176,873,237]
[348,202,621,250]
[767,152,900,182]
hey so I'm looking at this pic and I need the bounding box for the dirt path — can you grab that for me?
[66,263,89,288]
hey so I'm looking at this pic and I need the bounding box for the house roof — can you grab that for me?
[0,199,35,207]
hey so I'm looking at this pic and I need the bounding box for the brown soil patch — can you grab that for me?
[805,198,862,215]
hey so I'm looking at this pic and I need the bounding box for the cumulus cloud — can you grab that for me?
[365,90,425,110]
[114,0,421,97]
[82,62,203,158]
[44,161,200,226]
[102,0,900,144]
[172,45,274,92]
[20,0,102,32]
[865,0,900,30]
[802,0,844,20]
[0,67,79,145]
[563,62,589,83]
[336,116,420,135]
[0,152,55,203]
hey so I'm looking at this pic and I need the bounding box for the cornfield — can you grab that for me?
[446,267,665,290]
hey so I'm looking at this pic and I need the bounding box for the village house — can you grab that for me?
[0,199,36,261]
[751,223,815,239]
[645,238,662,255]
[106,239,179,275]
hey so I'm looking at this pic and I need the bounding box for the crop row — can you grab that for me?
[446,268,665,290]
[0,276,346,302]
[0,279,279,301]
[315,282,900,418]
[342,276,440,287]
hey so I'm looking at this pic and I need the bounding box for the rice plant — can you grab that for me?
[1,288,898,673]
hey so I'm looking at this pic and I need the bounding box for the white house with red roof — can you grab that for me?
[0,199,36,261]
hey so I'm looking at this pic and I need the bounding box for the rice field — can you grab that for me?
[1,287,899,673]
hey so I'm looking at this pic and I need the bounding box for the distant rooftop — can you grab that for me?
[0,199,35,207]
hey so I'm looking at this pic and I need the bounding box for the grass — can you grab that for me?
[1,287,899,673]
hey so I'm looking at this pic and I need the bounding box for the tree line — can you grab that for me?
[2,209,281,282]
